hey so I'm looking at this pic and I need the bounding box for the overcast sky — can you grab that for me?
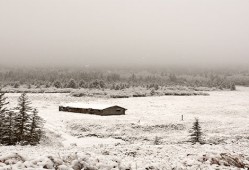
[0,0,249,67]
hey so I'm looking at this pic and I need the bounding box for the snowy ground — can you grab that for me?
[1,87,249,169]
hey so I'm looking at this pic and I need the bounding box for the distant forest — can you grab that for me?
[0,66,248,90]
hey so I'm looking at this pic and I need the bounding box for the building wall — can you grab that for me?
[59,106,125,116]
[59,106,101,115]
[102,107,126,115]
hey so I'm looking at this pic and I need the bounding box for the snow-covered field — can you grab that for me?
[1,87,249,169]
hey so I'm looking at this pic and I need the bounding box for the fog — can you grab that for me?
[0,0,249,67]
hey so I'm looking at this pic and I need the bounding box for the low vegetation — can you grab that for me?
[66,121,186,145]
[70,86,210,98]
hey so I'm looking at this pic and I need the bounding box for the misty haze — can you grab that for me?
[1,0,249,67]
[0,0,249,169]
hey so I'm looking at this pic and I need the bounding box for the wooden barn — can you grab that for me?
[59,103,127,116]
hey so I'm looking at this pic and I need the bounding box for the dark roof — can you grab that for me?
[60,103,126,110]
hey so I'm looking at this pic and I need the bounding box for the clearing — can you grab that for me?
[1,86,249,169]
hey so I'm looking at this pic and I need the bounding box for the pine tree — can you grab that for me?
[230,82,236,91]
[190,118,204,144]
[28,109,45,145]
[0,90,9,144]
[115,84,120,90]
[0,90,9,119]
[15,93,32,143]
[67,79,77,89]
[89,80,100,89]
[1,111,17,145]
[150,89,155,96]
[99,80,105,88]
[153,136,160,145]
[78,80,86,88]
[27,84,31,89]
[13,82,20,88]
[53,80,62,88]
[169,74,177,82]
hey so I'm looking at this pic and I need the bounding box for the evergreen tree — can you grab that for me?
[89,80,100,89]
[13,82,20,88]
[153,136,160,145]
[78,80,86,88]
[154,84,159,90]
[0,90,9,117]
[28,109,45,145]
[189,118,204,144]
[1,111,17,145]
[0,90,9,143]
[115,84,120,90]
[230,82,236,91]
[67,79,77,88]
[45,82,50,88]
[111,83,115,90]
[99,80,106,88]
[130,73,137,81]
[27,84,31,89]
[53,80,62,88]
[169,74,177,82]
[15,93,32,143]
[150,89,155,96]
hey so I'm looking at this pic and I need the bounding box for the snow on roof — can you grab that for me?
[61,103,125,110]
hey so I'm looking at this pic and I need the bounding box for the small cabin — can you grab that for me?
[59,103,127,116]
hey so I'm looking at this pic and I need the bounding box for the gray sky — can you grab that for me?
[0,0,249,67]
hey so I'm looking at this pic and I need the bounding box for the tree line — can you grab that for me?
[0,91,44,145]
[0,67,240,90]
